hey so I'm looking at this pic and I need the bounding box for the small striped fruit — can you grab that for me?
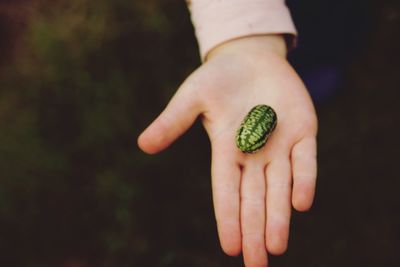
[235,104,277,153]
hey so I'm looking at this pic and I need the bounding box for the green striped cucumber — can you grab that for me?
[235,104,277,153]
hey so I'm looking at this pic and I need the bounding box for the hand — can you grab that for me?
[138,35,318,267]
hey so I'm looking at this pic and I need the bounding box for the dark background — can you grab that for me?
[0,0,399,266]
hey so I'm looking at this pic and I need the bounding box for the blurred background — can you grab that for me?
[0,0,399,266]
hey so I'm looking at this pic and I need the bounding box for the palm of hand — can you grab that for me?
[138,45,317,267]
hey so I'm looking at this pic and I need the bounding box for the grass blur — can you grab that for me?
[0,0,399,266]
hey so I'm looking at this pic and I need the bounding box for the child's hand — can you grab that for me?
[138,35,318,267]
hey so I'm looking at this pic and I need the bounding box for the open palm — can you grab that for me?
[138,36,318,267]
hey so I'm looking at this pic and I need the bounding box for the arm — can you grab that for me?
[187,0,297,61]
[138,2,318,267]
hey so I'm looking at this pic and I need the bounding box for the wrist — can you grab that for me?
[206,34,287,61]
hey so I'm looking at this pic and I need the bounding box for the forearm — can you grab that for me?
[186,0,297,61]
[207,34,287,61]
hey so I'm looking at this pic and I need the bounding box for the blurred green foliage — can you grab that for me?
[0,1,216,266]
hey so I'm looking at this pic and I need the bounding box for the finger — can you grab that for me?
[265,157,292,255]
[211,147,241,256]
[241,164,268,267]
[291,136,317,211]
[137,78,202,154]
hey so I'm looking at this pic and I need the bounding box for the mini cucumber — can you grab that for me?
[235,104,277,153]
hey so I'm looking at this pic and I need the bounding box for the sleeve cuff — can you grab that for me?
[187,0,297,61]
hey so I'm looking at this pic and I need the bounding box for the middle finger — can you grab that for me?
[241,164,268,267]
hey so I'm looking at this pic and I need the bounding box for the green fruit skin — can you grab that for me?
[235,105,277,153]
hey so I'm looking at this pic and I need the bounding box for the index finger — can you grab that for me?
[211,144,242,256]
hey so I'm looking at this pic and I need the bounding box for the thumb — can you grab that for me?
[137,78,203,154]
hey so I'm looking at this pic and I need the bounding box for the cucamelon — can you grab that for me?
[235,104,277,153]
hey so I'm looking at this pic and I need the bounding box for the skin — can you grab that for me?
[137,35,318,267]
